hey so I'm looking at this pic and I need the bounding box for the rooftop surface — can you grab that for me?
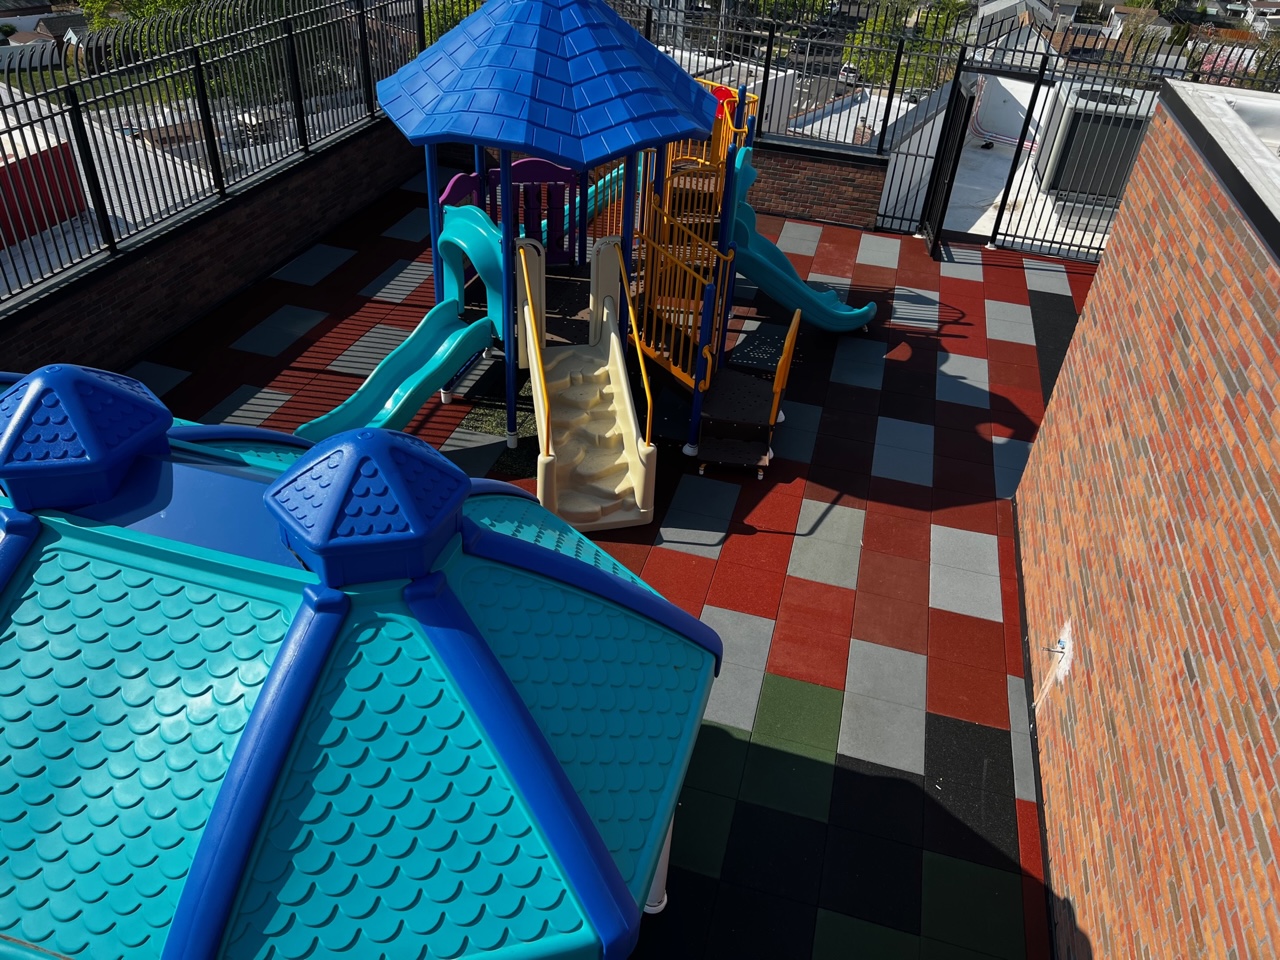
[124,172,1095,959]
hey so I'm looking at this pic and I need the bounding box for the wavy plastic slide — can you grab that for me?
[294,205,504,442]
[730,148,877,333]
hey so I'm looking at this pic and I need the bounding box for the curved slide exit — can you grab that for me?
[294,205,504,442]
[729,148,877,333]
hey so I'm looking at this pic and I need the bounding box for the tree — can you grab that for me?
[81,0,198,31]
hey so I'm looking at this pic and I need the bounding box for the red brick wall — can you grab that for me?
[748,146,884,229]
[1017,104,1280,958]
[0,119,423,373]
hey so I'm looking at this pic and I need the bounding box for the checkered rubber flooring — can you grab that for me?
[130,177,1096,960]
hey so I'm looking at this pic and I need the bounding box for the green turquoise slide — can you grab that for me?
[295,205,505,442]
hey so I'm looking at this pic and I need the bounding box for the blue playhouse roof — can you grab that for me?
[0,366,721,960]
[376,0,718,169]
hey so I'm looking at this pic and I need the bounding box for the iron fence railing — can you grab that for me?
[0,0,426,306]
[4,0,1279,303]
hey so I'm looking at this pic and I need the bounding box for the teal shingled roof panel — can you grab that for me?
[376,0,718,169]
[220,585,599,960]
[461,492,652,593]
[445,554,715,903]
[0,519,304,959]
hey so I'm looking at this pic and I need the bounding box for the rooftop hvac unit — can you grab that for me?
[1033,82,1157,202]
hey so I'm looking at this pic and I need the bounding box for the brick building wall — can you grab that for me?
[0,119,424,373]
[748,146,884,229]
[1017,100,1280,958]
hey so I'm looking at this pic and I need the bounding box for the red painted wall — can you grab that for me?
[0,142,87,247]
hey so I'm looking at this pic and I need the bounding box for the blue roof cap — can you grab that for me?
[377,0,718,168]
[265,429,469,587]
[0,364,172,511]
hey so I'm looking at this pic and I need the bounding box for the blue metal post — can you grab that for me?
[746,114,757,148]
[684,284,717,456]
[622,153,637,267]
[425,144,444,305]
[735,84,747,130]
[578,168,589,265]
[473,144,486,208]
[500,150,518,447]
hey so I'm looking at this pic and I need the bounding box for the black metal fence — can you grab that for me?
[4,0,1279,305]
[0,0,425,305]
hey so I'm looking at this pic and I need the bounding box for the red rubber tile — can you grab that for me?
[720,526,795,573]
[991,384,1046,425]
[805,465,870,508]
[778,577,857,637]
[818,409,878,443]
[733,489,803,532]
[861,511,930,562]
[786,252,815,276]
[935,425,994,466]
[998,536,1018,580]
[857,550,929,606]
[881,365,935,399]
[811,434,875,473]
[1016,799,1044,879]
[983,280,1032,305]
[764,457,810,498]
[987,339,1040,369]
[826,382,881,414]
[895,263,941,289]
[997,499,1016,537]
[851,591,929,655]
[811,242,858,278]
[866,477,933,522]
[931,489,999,536]
[705,560,786,621]
[1005,619,1025,678]
[640,547,717,618]
[1022,874,1053,960]
[766,622,850,690]
[929,608,1006,673]
[933,455,997,498]
[938,276,984,305]
[877,390,935,423]
[988,358,1043,392]
[936,330,988,360]
[926,658,1010,729]
[594,541,651,579]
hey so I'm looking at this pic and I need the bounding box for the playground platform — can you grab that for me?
[125,170,1095,960]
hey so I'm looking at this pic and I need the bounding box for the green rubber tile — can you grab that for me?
[813,909,921,960]
[686,722,751,798]
[671,787,736,879]
[739,732,835,823]
[754,673,844,753]
[921,852,1026,960]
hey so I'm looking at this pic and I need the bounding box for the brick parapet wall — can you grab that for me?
[0,119,425,373]
[748,145,885,229]
[1017,103,1280,958]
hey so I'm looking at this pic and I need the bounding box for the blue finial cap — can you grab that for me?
[265,429,470,587]
[0,364,172,511]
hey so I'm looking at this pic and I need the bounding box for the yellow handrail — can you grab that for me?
[613,244,653,448]
[518,246,553,459]
[770,309,803,426]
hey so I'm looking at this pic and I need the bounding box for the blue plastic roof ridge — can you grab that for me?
[401,573,640,959]
[460,517,724,672]
[0,506,41,603]
[162,585,351,960]
[168,424,315,451]
[467,477,539,502]
[0,364,173,511]
[265,430,471,588]
[376,0,718,170]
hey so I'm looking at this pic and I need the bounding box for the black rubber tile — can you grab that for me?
[819,825,924,935]
[922,776,1020,873]
[631,866,719,959]
[705,880,819,960]
[924,713,1015,798]
[830,753,926,846]
[719,801,828,904]
[1027,289,1079,404]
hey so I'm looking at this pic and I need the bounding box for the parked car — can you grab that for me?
[902,86,935,103]
[838,63,860,85]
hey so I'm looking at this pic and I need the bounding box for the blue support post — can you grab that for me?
[746,114,757,148]
[683,284,717,457]
[578,168,589,265]
[622,153,637,268]
[715,144,739,367]
[500,150,518,448]
[473,144,486,208]
[735,84,747,130]
[425,144,444,305]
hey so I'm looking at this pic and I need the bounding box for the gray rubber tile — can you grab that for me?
[328,324,410,377]
[657,508,731,559]
[985,299,1034,324]
[871,445,934,487]
[700,605,776,671]
[986,318,1036,345]
[126,361,189,397]
[780,400,823,433]
[271,244,355,285]
[838,692,926,775]
[704,660,765,732]
[787,535,861,589]
[777,222,821,256]
[382,208,432,242]
[1024,259,1073,296]
[876,417,934,453]
[930,526,1000,577]
[771,426,818,464]
[203,385,290,426]
[1011,728,1037,802]
[361,259,433,302]
[929,565,1003,622]
[668,474,741,521]
[891,287,940,330]
[796,499,865,545]
[1008,676,1030,735]
[231,305,328,357]
[439,428,506,477]
[845,639,927,709]
[856,233,901,269]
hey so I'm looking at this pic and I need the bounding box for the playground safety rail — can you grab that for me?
[518,244,553,459]
[613,243,653,448]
